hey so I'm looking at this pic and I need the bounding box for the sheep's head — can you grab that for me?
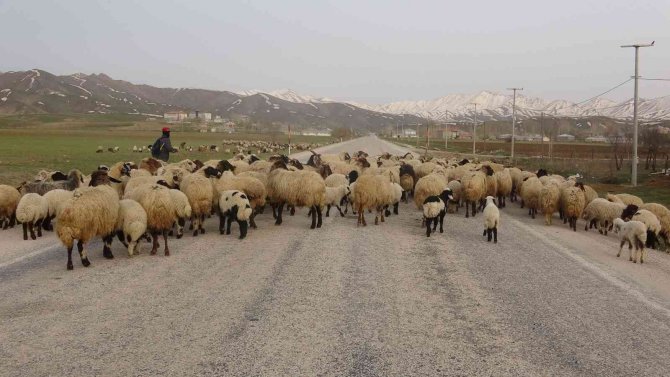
[347,170,359,184]
[612,218,625,234]
[320,164,333,178]
[270,160,289,171]
[458,158,470,166]
[343,152,352,161]
[216,160,236,173]
[621,204,639,221]
[202,166,222,179]
[574,182,585,191]
[485,195,497,207]
[52,171,69,181]
[481,165,494,176]
[67,169,84,184]
[306,152,322,167]
[288,159,304,170]
[156,179,170,188]
[246,154,260,164]
[536,168,548,178]
[268,154,289,164]
[354,157,370,168]
[97,165,110,172]
[440,188,454,203]
[88,170,121,187]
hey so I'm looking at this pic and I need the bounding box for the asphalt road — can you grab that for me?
[2,135,670,376]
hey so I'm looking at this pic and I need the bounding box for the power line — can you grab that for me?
[640,78,670,81]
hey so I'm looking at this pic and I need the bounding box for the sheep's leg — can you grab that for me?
[163,230,170,256]
[290,206,295,216]
[8,213,16,228]
[483,228,487,237]
[471,202,477,217]
[272,204,278,219]
[310,205,317,229]
[27,221,37,240]
[426,218,432,237]
[326,204,331,217]
[199,214,206,234]
[116,230,129,248]
[275,202,284,225]
[628,240,634,262]
[78,240,90,267]
[393,202,399,215]
[359,204,366,226]
[219,213,226,234]
[42,215,53,231]
[22,223,28,240]
[189,217,195,231]
[465,201,470,218]
[150,232,159,255]
[493,227,498,243]
[439,212,445,233]
[193,216,200,237]
[316,205,323,228]
[176,217,185,239]
[226,216,234,235]
[249,210,258,229]
[487,228,492,242]
[374,209,380,225]
[102,235,114,259]
[128,238,137,257]
[66,245,74,270]
[238,220,248,239]
[617,240,625,257]
[336,205,345,217]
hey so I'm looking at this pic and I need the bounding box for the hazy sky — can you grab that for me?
[1,0,668,103]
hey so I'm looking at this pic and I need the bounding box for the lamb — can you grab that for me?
[561,183,586,231]
[16,193,49,240]
[215,171,267,229]
[621,205,662,249]
[0,184,21,230]
[138,184,177,256]
[169,189,192,239]
[520,176,542,219]
[21,169,84,195]
[482,196,500,243]
[41,189,75,231]
[494,168,512,208]
[267,160,326,229]
[115,199,148,256]
[323,184,350,217]
[218,190,253,239]
[353,173,395,226]
[462,171,487,218]
[413,173,447,210]
[612,218,647,263]
[539,180,561,225]
[422,188,454,237]
[56,170,121,269]
[179,166,221,236]
[581,198,625,235]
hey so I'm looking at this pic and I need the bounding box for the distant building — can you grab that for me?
[188,111,212,121]
[585,136,608,143]
[163,111,188,122]
[557,134,576,141]
[302,128,332,137]
[402,128,417,138]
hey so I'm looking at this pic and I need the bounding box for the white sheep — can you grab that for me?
[42,189,74,231]
[267,160,326,229]
[115,199,148,256]
[0,184,21,230]
[462,171,487,218]
[581,198,625,235]
[169,189,192,239]
[561,183,586,231]
[138,184,178,256]
[324,184,350,217]
[16,193,49,240]
[179,166,221,236]
[353,173,395,226]
[539,180,561,225]
[482,195,500,243]
[218,190,253,239]
[613,218,647,263]
[520,176,543,219]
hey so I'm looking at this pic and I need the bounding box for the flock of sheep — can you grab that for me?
[1,148,669,270]
[95,140,328,155]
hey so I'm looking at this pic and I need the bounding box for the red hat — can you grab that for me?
[162,127,170,132]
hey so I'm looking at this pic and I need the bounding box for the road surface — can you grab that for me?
[2,136,670,376]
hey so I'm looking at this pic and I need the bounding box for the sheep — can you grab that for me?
[215,171,267,229]
[606,193,624,204]
[138,184,177,256]
[612,218,647,263]
[583,185,598,205]
[445,180,462,213]
[615,193,644,207]
[581,198,625,235]
[561,183,586,231]
[115,199,148,256]
[21,169,84,195]
[461,171,486,218]
[494,168,512,208]
[387,182,403,216]
[539,180,561,225]
[520,176,542,219]
[0,184,21,230]
[323,184,350,217]
[640,203,670,248]
[218,190,253,239]
[415,162,438,178]
[399,163,417,202]
[267,160,326,229]
[482,195,500,243]
[324,173,348,188]
[353,173,395,226]
[96,146,104,153]
[34,170,68,182]
[41,189,74,231]
[413,173,447,210]
[56,170,121,269]
[481,166,498,208]
[139,157,164,175]
[180,166,221,236]
[16,193,49,240]
[621,205,663,249]
[107,162,137,180]
[422,189,454,237]
[169,189,192,239]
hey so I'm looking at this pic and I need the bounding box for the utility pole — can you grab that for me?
[471,103,477,155]
[288,124,292,155]
[540,112,544,158]
[444,109,448,150]
[621,41,654,186]
[507,87,523,162]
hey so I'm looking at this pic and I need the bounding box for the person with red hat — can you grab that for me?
[151,127,178,162]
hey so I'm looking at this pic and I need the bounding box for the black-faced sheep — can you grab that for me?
[422,188,454,237]
[621,205,662,249]
[21,169,84,195]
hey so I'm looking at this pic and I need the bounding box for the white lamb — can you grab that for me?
[482,195,500,243]
[612,218,647,263]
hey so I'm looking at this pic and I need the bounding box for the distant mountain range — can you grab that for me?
[1,69,668,131]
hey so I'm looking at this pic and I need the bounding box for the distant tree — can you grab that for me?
[332,127,353,139]
[642,126,670,172]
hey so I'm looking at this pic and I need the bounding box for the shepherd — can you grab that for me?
[151,127,178,162]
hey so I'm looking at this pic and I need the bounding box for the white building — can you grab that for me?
[188,111,212,121]
[302,128,332,137]
[163,111,188,121]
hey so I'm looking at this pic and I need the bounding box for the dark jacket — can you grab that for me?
[152,135,177,162]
